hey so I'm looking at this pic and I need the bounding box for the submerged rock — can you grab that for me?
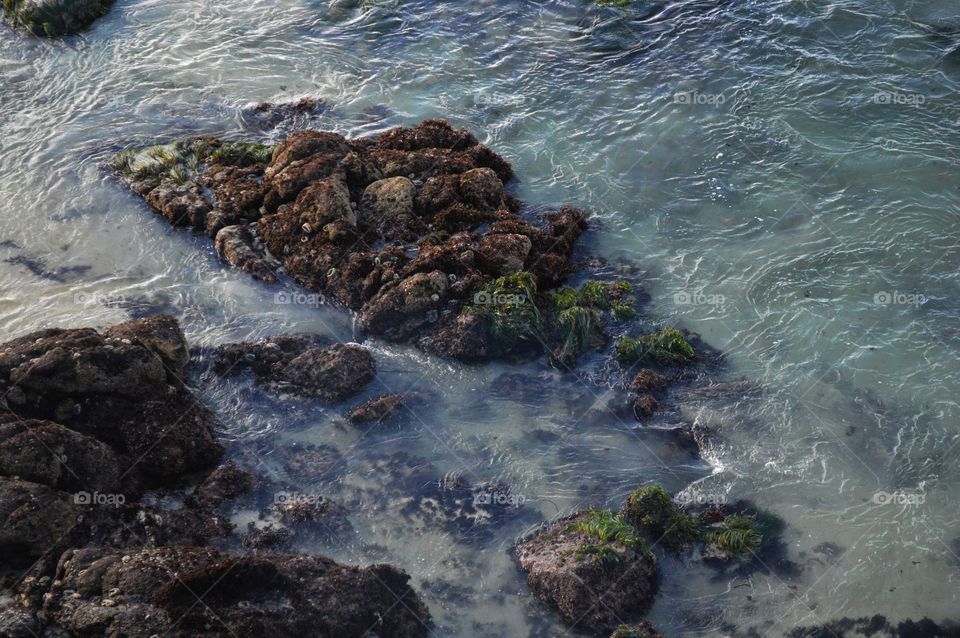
[514,509,658,632]
[39,546,431,637]
[186,461,256,510]
[214,334,375,401]
[349,392,421,425]
[2,0,114,36]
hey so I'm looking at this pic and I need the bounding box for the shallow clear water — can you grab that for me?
[3,0,960,635]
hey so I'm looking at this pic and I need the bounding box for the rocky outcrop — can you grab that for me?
[2,0,114,36]
[0,314,222,482]
[514,510,658,633]
[0,317,432,637]
[38,546,430,638]
[213,334,375,401]
[114,120,588,363]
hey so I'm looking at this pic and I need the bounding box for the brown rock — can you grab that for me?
[40,546,431,638]
[215,224,278,283]
[514,510,658,633]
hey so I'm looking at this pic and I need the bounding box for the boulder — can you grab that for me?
[0,478,80,558]
[0,316,223,483]
[348,392,421,425]
[40,546,431,638]
[113,121,589,362]
[361,270,448,338]
[213,335,375,402]
[514,510,658,632]
[360,176,416,233]
[0,417,121,493]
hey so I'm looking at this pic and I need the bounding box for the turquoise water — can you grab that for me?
[2,0,960,635]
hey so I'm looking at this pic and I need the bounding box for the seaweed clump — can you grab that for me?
[462,275,638,365]
[615,328,696,366]
[624,485,700,552]
[462,271,544,358]
[548,279,637,364]
[112,139,275,189]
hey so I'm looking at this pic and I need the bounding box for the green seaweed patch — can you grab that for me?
[662,510,702,551]
[566,509,648,555]
[615,328,696,366]
[462,271,545,356]
[704,515,762,556]
[625,485,673,531]
[548,279,636,363]
[566,544,622,568]
[625,485,701,551]
[611,626,655,638]
[112,138,275,188]
[597,0,632,7]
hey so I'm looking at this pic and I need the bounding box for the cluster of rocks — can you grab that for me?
[0,315,430,637]
[513,485,790,637]
[114,120,588,363]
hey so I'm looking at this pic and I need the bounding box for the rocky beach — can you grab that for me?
[2,0,960,636]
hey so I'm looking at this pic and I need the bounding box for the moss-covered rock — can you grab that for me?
[514,509,658,632]
[462,271,544,357]
[610,621,666,638]
[623,485,701,552]
[2,0,114,36]
[547,279,636,364]
[615,328,696,366]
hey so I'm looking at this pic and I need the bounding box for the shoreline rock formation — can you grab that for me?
[112,120,599,365]
[0,315,431,637]
[2,0,115,36]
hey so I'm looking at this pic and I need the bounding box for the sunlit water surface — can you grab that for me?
[2,0,960,635]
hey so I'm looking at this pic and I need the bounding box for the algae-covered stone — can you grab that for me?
[2,0,114,36]
[514,509,658,632]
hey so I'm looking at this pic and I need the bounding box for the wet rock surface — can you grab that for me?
[114,120,588,362]
[0,314,223,483]
[0,315,218,477]
[2,0,114,36]
[514,510,658,633]
[0,317,431,638]
[348,392,422,425]
[213,334,375,401]
[39,546,430,638]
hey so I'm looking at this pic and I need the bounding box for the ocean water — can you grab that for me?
[2,0,960,635]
